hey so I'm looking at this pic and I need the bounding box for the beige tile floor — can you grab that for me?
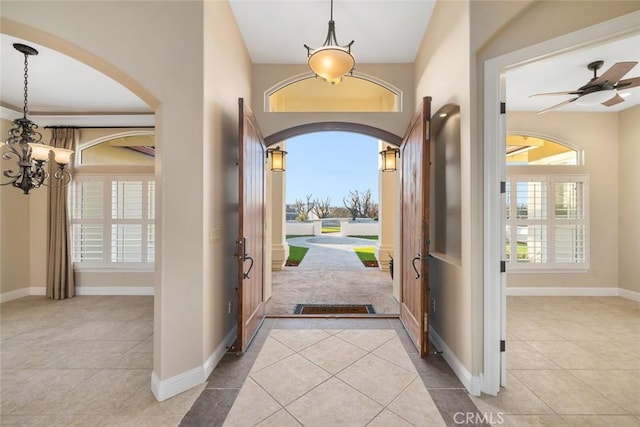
[0,295,203,426]
[2,293,638,426]
[471,296,640,427]
[222,328,446,426]
[266,236,399,315]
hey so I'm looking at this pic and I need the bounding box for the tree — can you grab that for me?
[343,190,362,220]
[311,197,331,218]
[343,189,379,220]
[295,194,315,221]
[360,189,377,219]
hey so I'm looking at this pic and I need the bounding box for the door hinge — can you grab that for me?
[424,313,428,330]
[500,260,506,273]
[500,181,506,194]
[500,102,506,114]
[500,340,506,352]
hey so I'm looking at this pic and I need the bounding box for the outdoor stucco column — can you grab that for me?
[376,159,396,273]
[270,142,288,271]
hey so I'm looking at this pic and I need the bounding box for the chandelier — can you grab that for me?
[304,0,355,84]
[2,43,73,195]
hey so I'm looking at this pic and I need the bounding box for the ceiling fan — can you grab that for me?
[530,60,640,114]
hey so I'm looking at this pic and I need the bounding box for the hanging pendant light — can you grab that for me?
[304,0,355,84]
[1,43,73,195]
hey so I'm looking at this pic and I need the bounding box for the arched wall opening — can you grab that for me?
[1,19,160,110]
[265,122,403,147]
[265,128,401,315]
[0,18,160,372]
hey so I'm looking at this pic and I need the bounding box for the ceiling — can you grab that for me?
[0,1,639,121]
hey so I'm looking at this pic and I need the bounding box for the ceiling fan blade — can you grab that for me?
[601,93,625,107]
[529,90,580,97]
[592,61,637,86]
[537,97,578,115]
[615,76,640,90]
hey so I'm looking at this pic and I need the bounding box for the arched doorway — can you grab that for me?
[264,128,400,316]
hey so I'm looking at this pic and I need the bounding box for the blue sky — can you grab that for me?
[284,132,380,205]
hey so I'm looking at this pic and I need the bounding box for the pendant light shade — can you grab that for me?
[304,0,355,84]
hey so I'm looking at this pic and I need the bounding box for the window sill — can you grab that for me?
[73,265,154,274]
[507,267,590,274]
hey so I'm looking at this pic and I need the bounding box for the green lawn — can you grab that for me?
[354,246,377,262]
[348,235,379,240]
[287,245,309,263]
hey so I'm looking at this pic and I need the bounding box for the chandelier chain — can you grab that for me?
[23,53,29,118]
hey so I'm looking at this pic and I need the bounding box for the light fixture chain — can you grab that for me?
[23,53,29,118]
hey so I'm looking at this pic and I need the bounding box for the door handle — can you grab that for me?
[242,237,254,279]
[412,253,421,279]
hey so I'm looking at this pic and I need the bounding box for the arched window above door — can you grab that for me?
[77,132,155,166]
[267,73,401,113]
[506,134,581,165]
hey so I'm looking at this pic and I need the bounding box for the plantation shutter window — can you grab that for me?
[505,175,588,270]
[70,175,155,269]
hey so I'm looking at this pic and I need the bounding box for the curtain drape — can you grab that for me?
[46,127,77,300]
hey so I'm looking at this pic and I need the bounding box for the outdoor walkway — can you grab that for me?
[265,235,399,315]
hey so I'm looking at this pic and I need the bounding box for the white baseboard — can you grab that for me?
[75,286,154,296]
[30,286,46,296]
[151,325,237,402]
[429,326,481,396]
[507,287,619,297]
[1,286,154,302]
[619,288,640,302]
[0,287,30,303]
[0,286,45,303]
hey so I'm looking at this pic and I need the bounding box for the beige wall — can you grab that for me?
[414,0,475,374]
[1,118,31,295]
[506,112,620,288]
[0,0,250,395]
[419,0,640,384]
[0,118,49,296]
[619,105,640,293]
[202,0,253,367]
[477,1,640,61]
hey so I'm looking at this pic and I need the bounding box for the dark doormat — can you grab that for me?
[294,304,376,315]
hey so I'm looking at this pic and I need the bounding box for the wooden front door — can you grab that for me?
[400,96,431,356]
[235,98,266,353]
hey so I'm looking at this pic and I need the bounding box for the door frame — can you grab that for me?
[482,11,640,396]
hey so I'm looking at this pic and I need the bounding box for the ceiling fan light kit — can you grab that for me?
[531,60,640,114]
[304,0,355,84]
[574,88,617,106]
